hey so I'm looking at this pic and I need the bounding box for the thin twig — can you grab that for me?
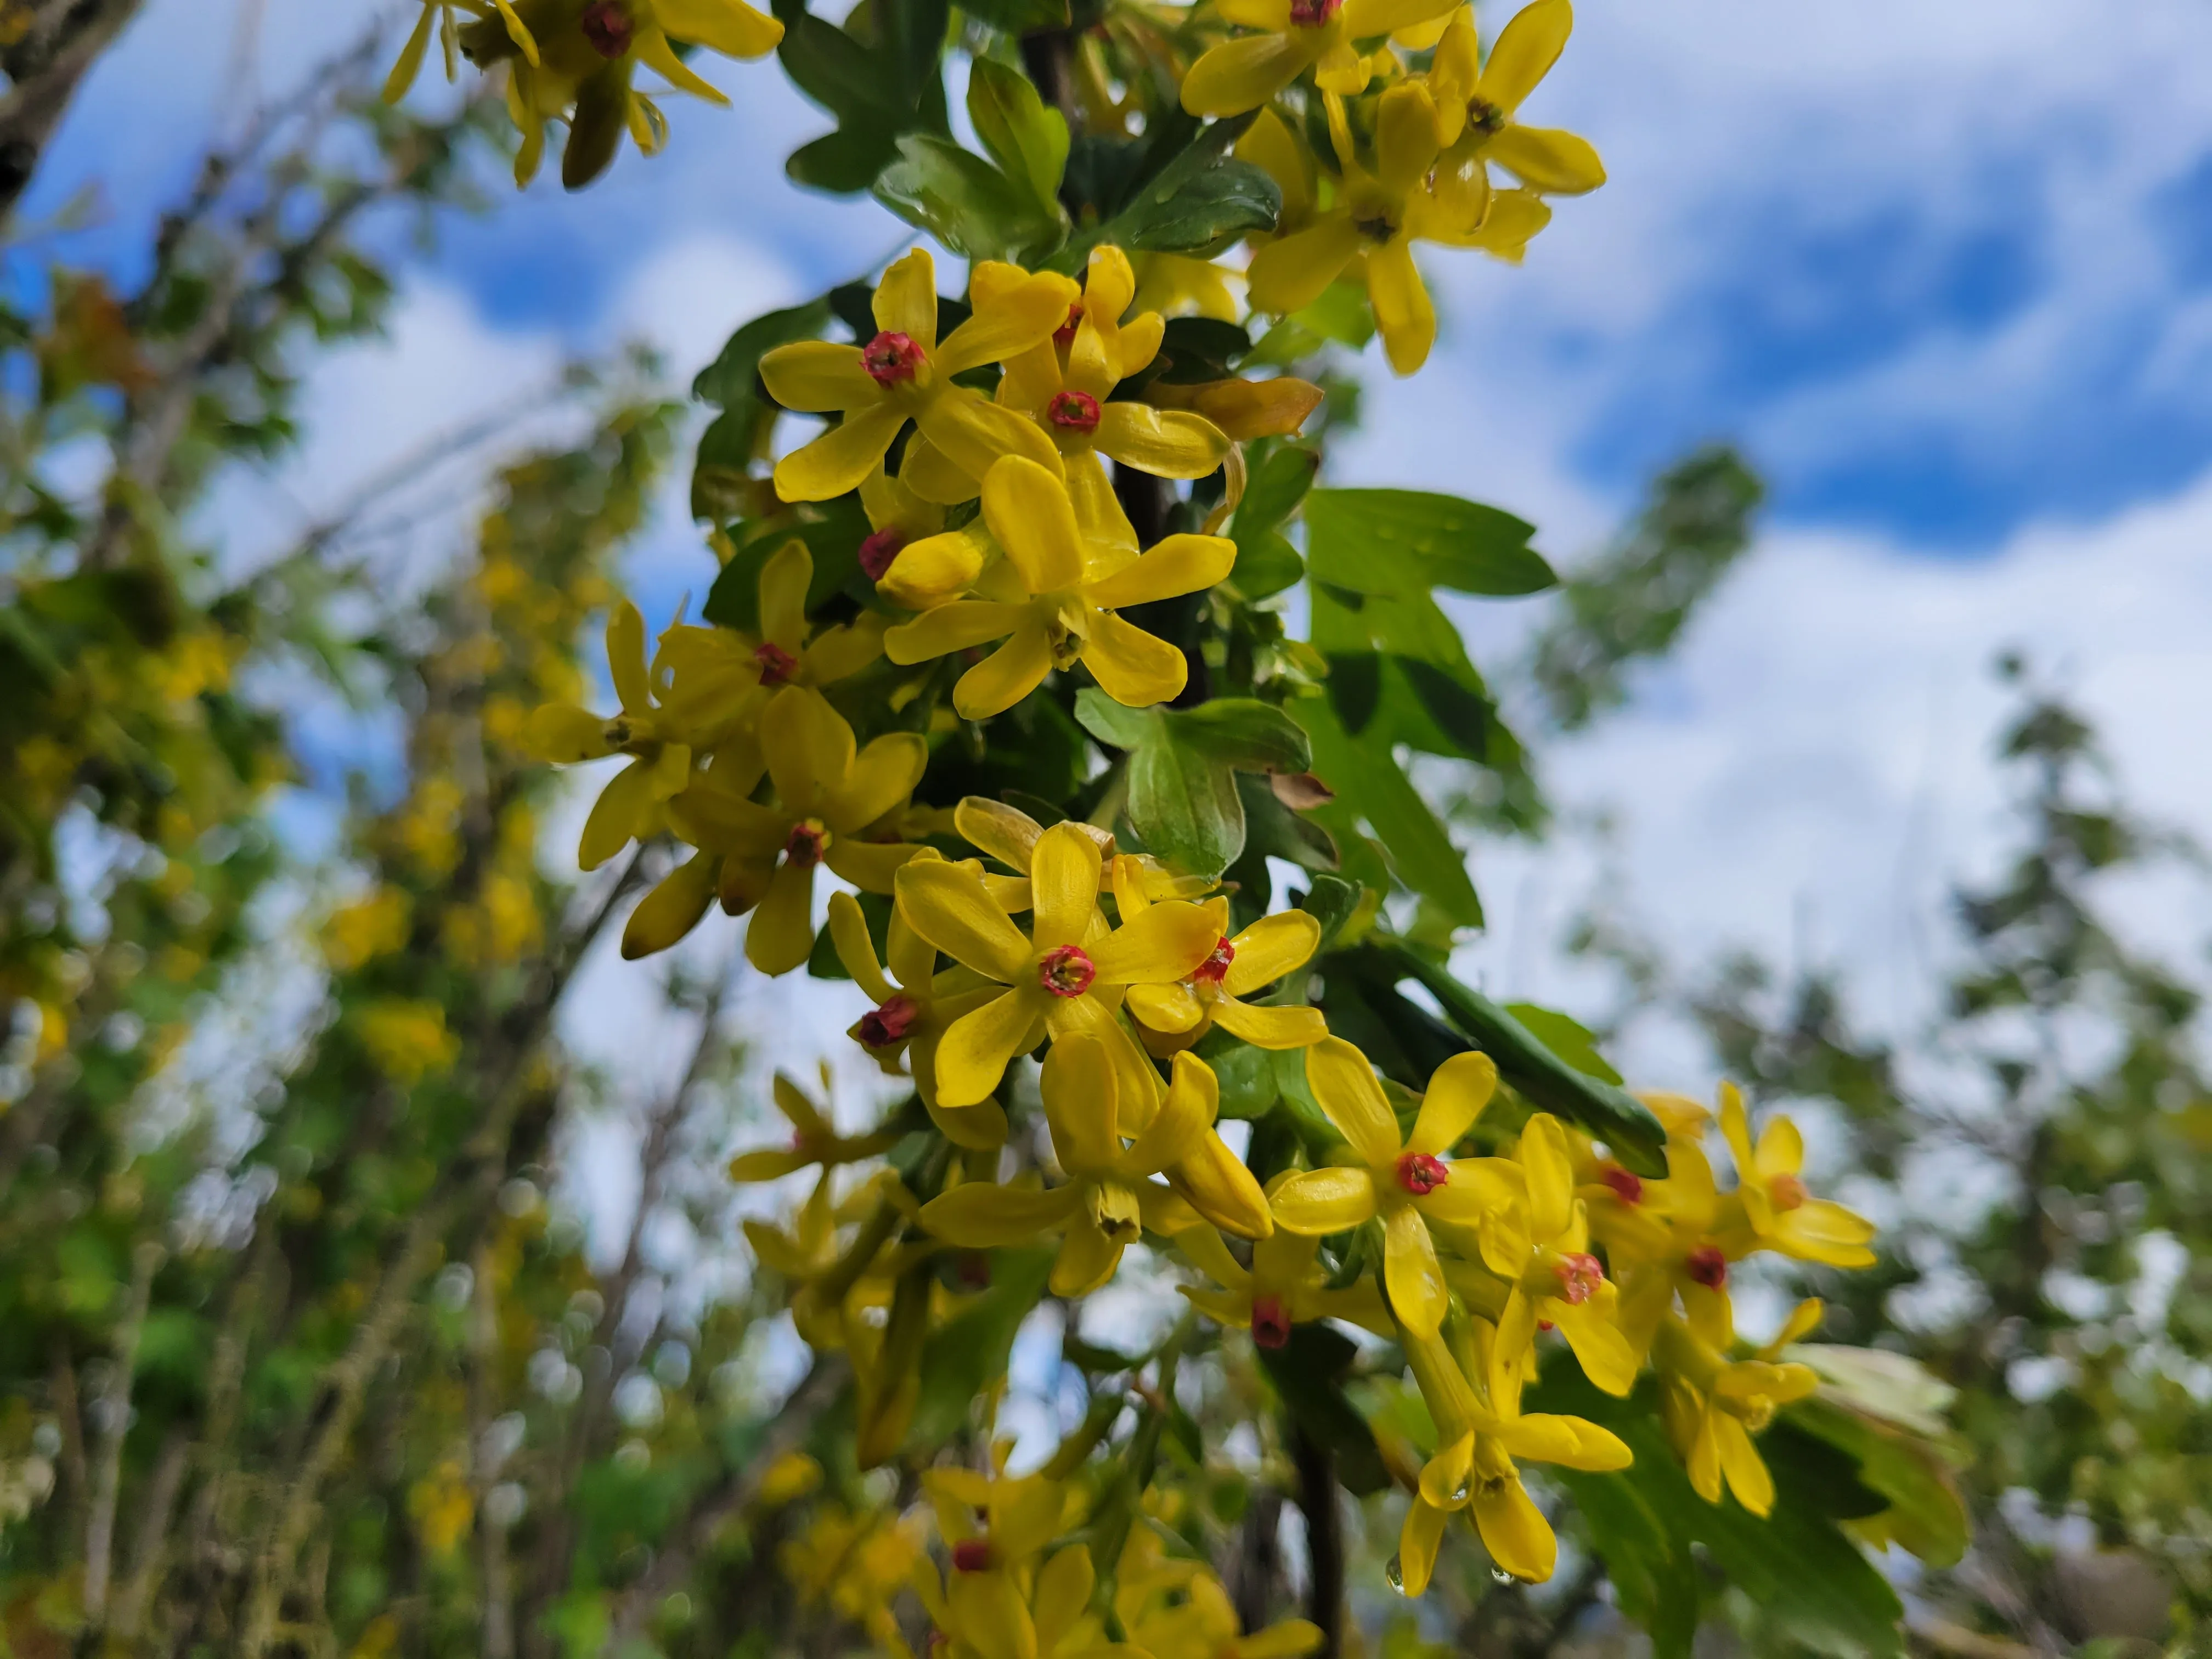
[84,1238,163,1622]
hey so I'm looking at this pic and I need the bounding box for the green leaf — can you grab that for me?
[1292,693,1482,929]
[703,495,871,631]
[786,120,905,193]
[1075,690,1310,878]
[874,133,1061,263]
[966,57,1069,215]
[1502,1001,1623,1084]
[1060,125,1280,268]
[1533,1365,1908,1659]
[906,1246,1055,1449]
[1305,488,1556,599]
[692,298,832,409]
[1782,1394,1970,1568]
[1236,772,1335,871]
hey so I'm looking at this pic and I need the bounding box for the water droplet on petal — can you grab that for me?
[1384,1554,1406,1594]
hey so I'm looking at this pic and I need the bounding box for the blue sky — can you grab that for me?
[31,0,2212,1085]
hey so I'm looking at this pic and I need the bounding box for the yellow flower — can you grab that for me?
[983,245,1231,551]
[663,685,929,974]
[322,887,411,972]
[858,463,963,612]
[727,1066,899,1183]
[1395,1321,1630,1591]
[1268,1043,1508,1337]
[524,600,693,871]
[780,1503,927,1659]
[493,0,784,189]
[1427,0,1605,230]
[1176,1189,1390,1346]
[1716,1084,1878,1269]
[918,1035,1218,1294]
[913,1470,1080,1659]
[1654,1300,1822,1516]
[1180,0,1458,117]
[891,821,1224,1109]
[354,1000,460,1085]
[383,1,539,106]
[761,248,1075,504]
[827,883,1009,1148]
[1131,252,1243,322]
[1455,1112,1640,1397]
[882,456,1235,718]
[1120,871,1328,1053]
[956,800,1212,907]
[1123,1564,1323,1659]
[1247,84,1548,375]
[1598,1131,1737,1363]
[654,538,885,738]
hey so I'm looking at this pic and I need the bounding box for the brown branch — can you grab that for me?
[84,1238,163,1622]
[111,1427,191,1640]
[0,0,148,224]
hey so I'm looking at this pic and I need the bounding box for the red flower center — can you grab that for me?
[951,1538,992,1573]
[1250,1295,1292,1350]
[858,528,905,582]
[857,995,919,1048]
[1288,0,1340,26]
[1598,1164,1644,1205]
[1192,936,1235,986]
[1553,1251,1605,1306]
[580,0,634,57]
[1768,1172,1808,1212]
[1396,1152,1450,1195]
[785,820,831,868]
[1037,945,1096,998]
[1054,303,1082,347]
[861,330,926,386]
[1686,1244,1729,1289]
[753,641,799,686]
[1046,390,1101,433]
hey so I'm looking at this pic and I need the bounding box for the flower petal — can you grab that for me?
[757,537,812,652]
[1385,1203,1449,1337]
[1030,822,1104,951]
[828,733,929,831]
[873,246,938,350]
[1080,610,1188,708]
[1716,1414,1775,1516]
[1396,1496,1449,1598]
[1082,533,1236,608]
[1092,403,1231,481]
[1090,899,1221,987]
[1488,122,1605,193]
[936,266,1081,375]
[1125,1051,1213,1175]
[1050,1215,1125,1296]
[879,524,992,610]
[896,858,1032,981]
[1498,1412,1633,1472]
[955,625,1056,720]
[823,838,922,894]
[1472,1474,1557,1584]
[936,988,1047,1107]
[1210,997,1327,1049]
[1223,910,1319,996]
[1246,214,1363,315]
[774,403,906,503]
[622,850,721,958]
[1409,1050,1497,1156]
[1269,1165,1379,1235]
[916,388,1066,490]
[1128,981,1205,1034]
[656,0,783,57]
[761,685,853,817]
[1551,1302,1640,1399]
[884,600,1028,665]
[1517,1112,1575,1243]
[758,340,872,412]
[1180,32,1314,119]
[919,1181,1078,1248]
[1366,235,1437,377]
[1041,1032,1122,1175]
[983,455,1086,594]
[1304,1036,1402,1168]
[826,890,895,1003]
[579,758,659,870]
[1477,0,1570,113]
[744,860,817,975]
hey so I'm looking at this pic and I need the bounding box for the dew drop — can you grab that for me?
[1384,1553,1406,1594]
[1491,1567,1516,1585]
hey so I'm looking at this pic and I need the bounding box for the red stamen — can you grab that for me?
[1046,390,1101,433]
[579,0,634,57]
[1192,936,1235,986]
[1037,945,1096,998]
[951,1539,992,1573]
[1250,1295,1292,1350]
[1554,1252,1605,1306]
[1396,1152,1450,1196]
[857,995,919,1048]
[1054,303,1082,347]
[859,528,905,582]
[1598,1164,1644,1205]
[1686,1245,1728,1289]
[1288,0,1340,25]
[861,330,926,386]
[785,821,830,868]
[753,641,799,686]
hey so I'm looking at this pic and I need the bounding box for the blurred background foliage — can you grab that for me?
[0,10,2199,1659]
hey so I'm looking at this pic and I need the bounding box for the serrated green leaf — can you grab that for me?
[1306,487,1555,598]
[1075,690,1311,877]
[874,133,1060,263]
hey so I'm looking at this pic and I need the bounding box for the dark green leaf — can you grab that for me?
[1305,488,1555,598]
[692,298,832,408]
[967,57,1069,213]
[906,1246,1054,1449]
[874,133,1061,263]
[1503,1001,1623,1084]
[1075,690,1310,877]
[1256,1323,1389,1496]
[959,0,1072,27]
[1293,694,1482,928]
[787,121,904,193]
